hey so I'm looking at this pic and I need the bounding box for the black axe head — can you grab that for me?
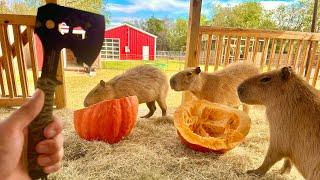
[35,3,105,78]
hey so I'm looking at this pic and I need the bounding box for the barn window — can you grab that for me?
[101,38,120,60]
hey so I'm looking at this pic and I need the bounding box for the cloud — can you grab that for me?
[107,0,189,13]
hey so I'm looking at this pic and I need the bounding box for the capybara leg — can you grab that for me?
[307,162,320,180]
[280,158,292,174]
[243,104,249,113]
[247,145,282,176]
[141,101,156,118]
[156,98,167,116]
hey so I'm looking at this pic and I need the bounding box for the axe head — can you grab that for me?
[35,3,105,77]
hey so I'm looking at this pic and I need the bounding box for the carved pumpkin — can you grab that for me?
[74,96,138,144]
[174,100,251,153]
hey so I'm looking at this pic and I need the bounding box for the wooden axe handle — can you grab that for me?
[28,77,57,180]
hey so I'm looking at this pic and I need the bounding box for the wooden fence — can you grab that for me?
[197,27,320,88]
[0,14,66,108]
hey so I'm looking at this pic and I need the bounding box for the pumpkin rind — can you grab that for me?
[74,96,138,144]
[174,99,251,153]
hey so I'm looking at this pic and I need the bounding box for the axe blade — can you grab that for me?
[35,3,105,69]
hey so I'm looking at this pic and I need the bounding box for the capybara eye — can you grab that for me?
[260,77,271,83]
[187,72,192,76]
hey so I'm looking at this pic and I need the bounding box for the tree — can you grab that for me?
[168,18,188,51]
[272,1,312,31]
[211,2,276,29]
[143,17,170,51]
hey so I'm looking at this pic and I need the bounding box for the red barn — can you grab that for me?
[103,23,157,60]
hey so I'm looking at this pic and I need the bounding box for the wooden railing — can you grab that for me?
[0,14,66,108]
[197,26,320,88]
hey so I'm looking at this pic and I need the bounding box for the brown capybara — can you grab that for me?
[237,67,320,179]
[170,62,259,109]
[84,65,169,118]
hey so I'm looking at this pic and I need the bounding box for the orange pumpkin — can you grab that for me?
[174,100,251,153]
[74,96,138,144]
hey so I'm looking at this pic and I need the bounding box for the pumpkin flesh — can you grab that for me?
[174,100,251,152]
[74,96,138,144]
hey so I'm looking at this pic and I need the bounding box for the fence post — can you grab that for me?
[182,0,202,104]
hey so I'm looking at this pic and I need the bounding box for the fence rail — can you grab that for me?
[197,26,320,88]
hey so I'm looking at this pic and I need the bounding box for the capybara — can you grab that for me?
[170,62,259,109]
[237,67,320,179]
[84,65,169,118]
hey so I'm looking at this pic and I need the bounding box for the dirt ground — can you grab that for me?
[0,105,304,180]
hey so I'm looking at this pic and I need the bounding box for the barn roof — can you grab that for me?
[105,23,157,38]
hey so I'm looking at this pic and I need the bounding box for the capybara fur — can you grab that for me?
[237,67,320,179]
[84,65,169,118]
[170,62,259,109]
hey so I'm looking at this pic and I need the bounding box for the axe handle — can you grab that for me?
[28,77,57,180]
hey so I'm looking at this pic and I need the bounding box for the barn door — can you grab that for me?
[142,46,149,60]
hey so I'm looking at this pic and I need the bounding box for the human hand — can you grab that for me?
[0,89,63,180]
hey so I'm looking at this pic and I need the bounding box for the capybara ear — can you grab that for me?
[100,80,106,87]
[281,66,292,80]
[194,67,201,74]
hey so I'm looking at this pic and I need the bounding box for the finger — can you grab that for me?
[43,162,62,174]
[7,89,44,128]
[36,133,63,154]
[37,149,63,167]
[44,116,63,139]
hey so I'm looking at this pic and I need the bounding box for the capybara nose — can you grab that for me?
[237,85,245,96]
[84,101,88,107]
[170,78,176,88]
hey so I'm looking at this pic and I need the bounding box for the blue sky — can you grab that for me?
[105,0,297,26]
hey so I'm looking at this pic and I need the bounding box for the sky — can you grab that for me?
[105,0,298,26]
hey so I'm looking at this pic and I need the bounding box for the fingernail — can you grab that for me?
[39,157,51,165]
[47,130,56,138]
[37,144,49,153]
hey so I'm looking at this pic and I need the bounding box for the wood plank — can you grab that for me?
[268,39,277,71]
[306,41,318,81]
[12,25,29,98]
[244,37,250,61]
[0,24,15,97]
[260,38,270,70]
[195,34,202,66]
[185,0,202,69]
[285,39,294,66]
[312,50,320,87]
[234,36,241,62]
[0,97,31,107]
[11,29,28,58]
[276,39,286,69]
[27,27,39,88]
[224,36,232,66]
[293,40,303,70]
[54,51,67,108]
[214,35,223,71]
[204,35,212,72]
[199,26,320,41]
[299,41,311,76]
[252,37,259,63]
[0,58,5,97]
[0,14,36,26]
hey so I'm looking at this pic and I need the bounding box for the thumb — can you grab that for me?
[7,89,45,129]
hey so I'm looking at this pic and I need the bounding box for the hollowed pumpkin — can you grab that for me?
[174,100,251,153]
[74,96,138,144]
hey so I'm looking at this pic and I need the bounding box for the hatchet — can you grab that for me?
[27,3,105,179]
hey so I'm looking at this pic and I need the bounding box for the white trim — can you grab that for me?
[105,23,157,38]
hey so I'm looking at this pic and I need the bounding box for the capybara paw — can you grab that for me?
[140,114,152,118]
[246,169,265,176]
